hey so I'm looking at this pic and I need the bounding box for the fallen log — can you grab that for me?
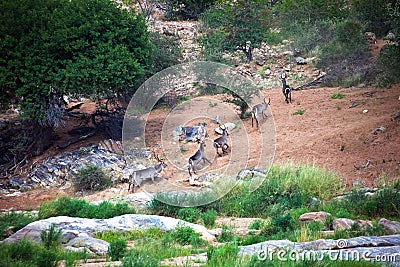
[293,74,326,91]
[57,131,96,149]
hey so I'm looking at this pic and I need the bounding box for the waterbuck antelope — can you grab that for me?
[188,141,211,176]
[251,97,271,128]
[128,155,167,193]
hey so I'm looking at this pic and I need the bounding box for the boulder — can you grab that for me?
[214,122,236,134]
[299,212,331,225]
[379,218,400,234]
[3,214,217,255]
[332,218,355,230]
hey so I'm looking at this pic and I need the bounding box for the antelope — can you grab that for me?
[188,141,211,176]
[281,73,292,104]
[195,123,208,144]
[128,154,167,193]
[213,125,229,156]
[251,97,271,128]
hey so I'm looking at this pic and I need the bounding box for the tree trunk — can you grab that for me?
[32,122,54,156]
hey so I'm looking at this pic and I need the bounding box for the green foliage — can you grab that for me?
[38,197,135,220]
[0,238,60,267]
[330,223,385,240]
[0,0,152,125]
[122,249,159,267]
[0,211,35,240]
[177,207,201,223]
[73,165,112,193]
[327,188,400,219]
[201,209,218,228]
[40,224,62,250]
[331,93,345,99]
[165,0,217,20]
[171,224,203,246]
[206,243,239,267]
[108,237,127,261]
[217,225,236,243]
[149,31,183,73]
[377,44,400,87]
[293,109,305,115]
[93,230,124,243]
[351,0,397,37]
[248,219,267,230]
[199,0,271,62]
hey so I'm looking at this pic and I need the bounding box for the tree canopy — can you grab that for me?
[0,0,153,126]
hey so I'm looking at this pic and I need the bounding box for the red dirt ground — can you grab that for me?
[0,85,399,211]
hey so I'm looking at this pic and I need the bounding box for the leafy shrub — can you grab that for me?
[248,219,267,230]
[206,243,239,267]
[201,209,218,228]
[171,224,202,246]
[165,0,216,20]
[93,230,124,243]
[217,225,236,243]
[122,250,159,267]
[331,93,345,99]
[41,224,62,249]
[177,207,201,223]
[0,211,35,240]
[108,237,127,261]
[293,109,306,115]
[73,165,112,193]
[377,44,400,87]
[149,32,182,73]
[38,197,135,220]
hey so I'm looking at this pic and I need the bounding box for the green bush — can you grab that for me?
[38,197,135,220]
[377,44,400,87]
[122,250,159,267]
[73,165,112,193]
[171,224,202,246]
[165,0,216,20]
[149,32,182,73]
[331,93,345,99]
[217,225,236,243]
[177,207,201,223]
[41,224,62,249]
[0,211,35,240]
[108,237,127,261]
[206,243,239,267]
[201,209,218,228]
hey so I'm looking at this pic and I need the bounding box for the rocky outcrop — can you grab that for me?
[379,218,400,235]
[299,212,331,225]
[2,214,216,255]
[8,144,152,190]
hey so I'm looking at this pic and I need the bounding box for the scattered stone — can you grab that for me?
[236,168,266,180]
[295,57,306,65]
[299,212,331,225]
[372,126,387,134]
[214,122,236,134]
[392,110,400,120]
[353,179,367,187]
[379,218,400,234]
[363,109,368,113]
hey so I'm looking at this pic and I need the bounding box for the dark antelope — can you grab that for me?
[213,125,229,156]
[188,141,211,176]
[281,73,292,104]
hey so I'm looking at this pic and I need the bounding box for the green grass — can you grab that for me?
[38,197,135,220]
[293,109,306,115]
[0,211,36,240]
[331,93,345,99]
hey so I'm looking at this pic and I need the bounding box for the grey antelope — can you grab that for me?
[281,72,292,104]
[213,125,229,156]
[188,141,211,176]
[251,97,271,128]
[128,154,167,193]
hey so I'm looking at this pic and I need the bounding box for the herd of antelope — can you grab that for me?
[127,72,294,193]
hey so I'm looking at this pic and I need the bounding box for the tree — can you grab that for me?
[0,0,153,154]
[199,0,270,62]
